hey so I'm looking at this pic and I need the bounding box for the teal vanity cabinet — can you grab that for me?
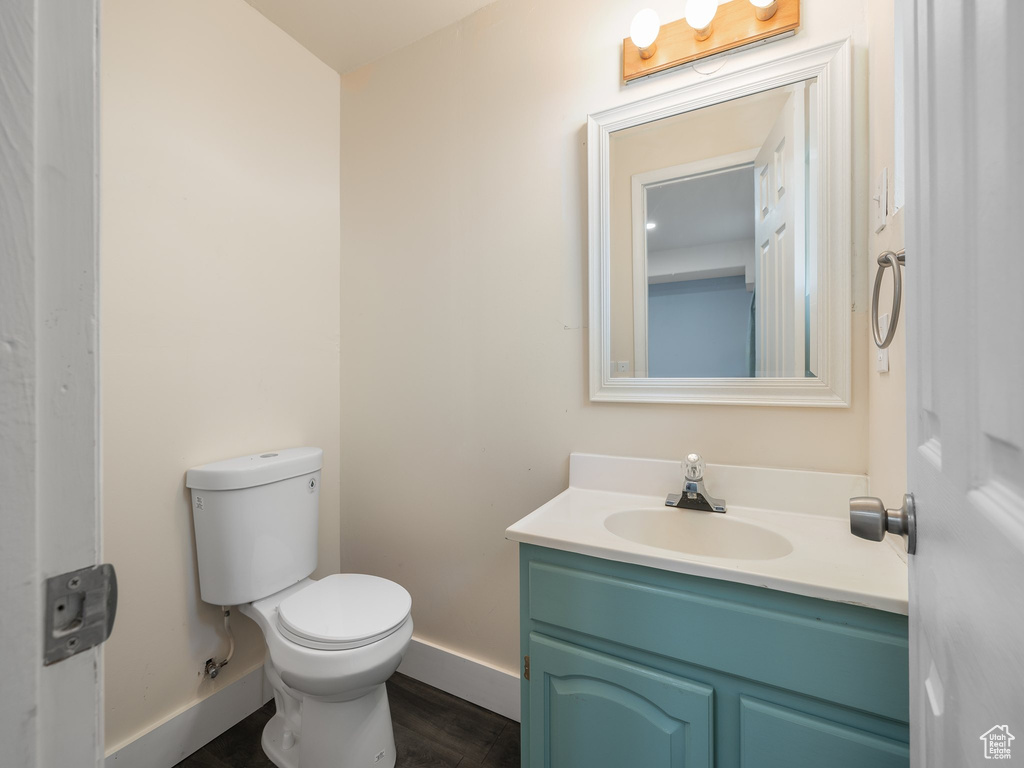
[518,544,909,768]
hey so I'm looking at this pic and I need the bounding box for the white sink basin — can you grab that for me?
[604,508,794,560]
[505,453,909,614]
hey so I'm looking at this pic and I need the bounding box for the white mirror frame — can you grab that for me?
[588,39,851,407]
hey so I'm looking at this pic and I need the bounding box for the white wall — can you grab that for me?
[339,0,873,677]
[648,277,754,378]
[865,0,908,505]
[648,239,755,287]
[100,0,341,752]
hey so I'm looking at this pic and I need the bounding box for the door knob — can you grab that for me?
[849,493,916,555]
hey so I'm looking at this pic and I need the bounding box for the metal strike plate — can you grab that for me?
[44,564,118,665]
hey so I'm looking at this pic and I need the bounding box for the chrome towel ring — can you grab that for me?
[871,249,906,349]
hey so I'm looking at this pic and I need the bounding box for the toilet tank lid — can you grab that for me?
[186,447,323,491]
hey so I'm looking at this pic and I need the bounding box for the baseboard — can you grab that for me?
[397,637,521,722]
[105,664,273,768]
[104,639,519,766]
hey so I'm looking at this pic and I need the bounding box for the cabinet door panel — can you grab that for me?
[529,634,713,768]
[739,697,909,768]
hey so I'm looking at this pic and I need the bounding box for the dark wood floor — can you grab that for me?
[173,672,520,768]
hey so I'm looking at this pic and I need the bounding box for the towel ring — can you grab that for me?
[871,249,906,349]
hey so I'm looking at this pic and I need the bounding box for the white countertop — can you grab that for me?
[506,454,909,615]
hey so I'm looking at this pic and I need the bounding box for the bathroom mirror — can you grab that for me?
[589,41,851,406]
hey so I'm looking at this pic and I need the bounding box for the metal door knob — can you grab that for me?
[849,493,917,554]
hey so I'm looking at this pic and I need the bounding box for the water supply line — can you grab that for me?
[204,606,235,679]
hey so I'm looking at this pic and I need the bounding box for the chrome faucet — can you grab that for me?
[666,454,727,513]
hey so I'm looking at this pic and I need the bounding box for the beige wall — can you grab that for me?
[97,0,907,746]
[865,0,908,504]
[101,0,341,751]
[339,0,874,675]
[609,90,790,371]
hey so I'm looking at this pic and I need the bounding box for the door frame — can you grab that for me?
[629,149,758,379]
[0,0,103,764]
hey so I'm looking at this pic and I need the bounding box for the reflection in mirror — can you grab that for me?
[610,79,817,379]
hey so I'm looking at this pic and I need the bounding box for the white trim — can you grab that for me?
[589,39,853,407]
[629,149,759,378]
[105,664,274,768]
[36,3,105,763]
[1,1,103,763]
[631,169,650,378]
[398,637,521,723]
[892,0,906,214]
[0,2,41,762]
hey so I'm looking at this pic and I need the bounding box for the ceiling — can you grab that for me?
[645,165,755,252]
[245,0,497,74]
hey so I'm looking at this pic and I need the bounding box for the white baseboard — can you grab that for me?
[397,637,521,722]
[105,664,273,768]
[104,638,519,767]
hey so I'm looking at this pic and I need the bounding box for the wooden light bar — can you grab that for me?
[623,0,800,83]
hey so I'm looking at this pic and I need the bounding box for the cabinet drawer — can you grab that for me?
[529,633,713,768]
[528,560,908,722]
[739,697,909,768]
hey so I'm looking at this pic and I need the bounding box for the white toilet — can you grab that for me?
[186,447,412,768]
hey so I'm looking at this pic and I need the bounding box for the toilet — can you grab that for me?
[186,447,412,768]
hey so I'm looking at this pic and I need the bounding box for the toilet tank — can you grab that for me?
[186,447,323,606]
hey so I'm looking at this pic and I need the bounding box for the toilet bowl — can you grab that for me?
[241,575,413,768]
[186,447,412,768]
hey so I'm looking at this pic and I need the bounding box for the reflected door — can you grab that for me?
[754,89,806,377]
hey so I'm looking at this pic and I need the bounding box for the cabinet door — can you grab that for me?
[739,697,908,768]
[528,634,713,768]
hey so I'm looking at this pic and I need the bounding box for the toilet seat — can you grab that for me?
[276,574,411,651]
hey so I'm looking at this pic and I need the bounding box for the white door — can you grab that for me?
[904,1,1024,765]
[0,1,105,766]
[753,86,806,377]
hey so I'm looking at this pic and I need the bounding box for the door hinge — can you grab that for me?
[44,564,118,665]
[524,655,530,680]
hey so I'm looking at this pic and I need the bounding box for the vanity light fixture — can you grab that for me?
[622,0,800,83]
[685,0,717,42]
[630,9,661,59]
[749,0,779,21]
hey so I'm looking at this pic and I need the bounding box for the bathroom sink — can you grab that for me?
[604,508,793,560]
[507,454,908,613]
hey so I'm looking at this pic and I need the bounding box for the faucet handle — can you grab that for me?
[683,453,705,481]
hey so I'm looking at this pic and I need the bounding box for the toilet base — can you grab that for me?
[261,684,397,768]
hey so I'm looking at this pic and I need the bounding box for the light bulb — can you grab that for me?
[749,0,778,21]
[630,9,661,59]
[685,0,717,41]
[646,221,657,230]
